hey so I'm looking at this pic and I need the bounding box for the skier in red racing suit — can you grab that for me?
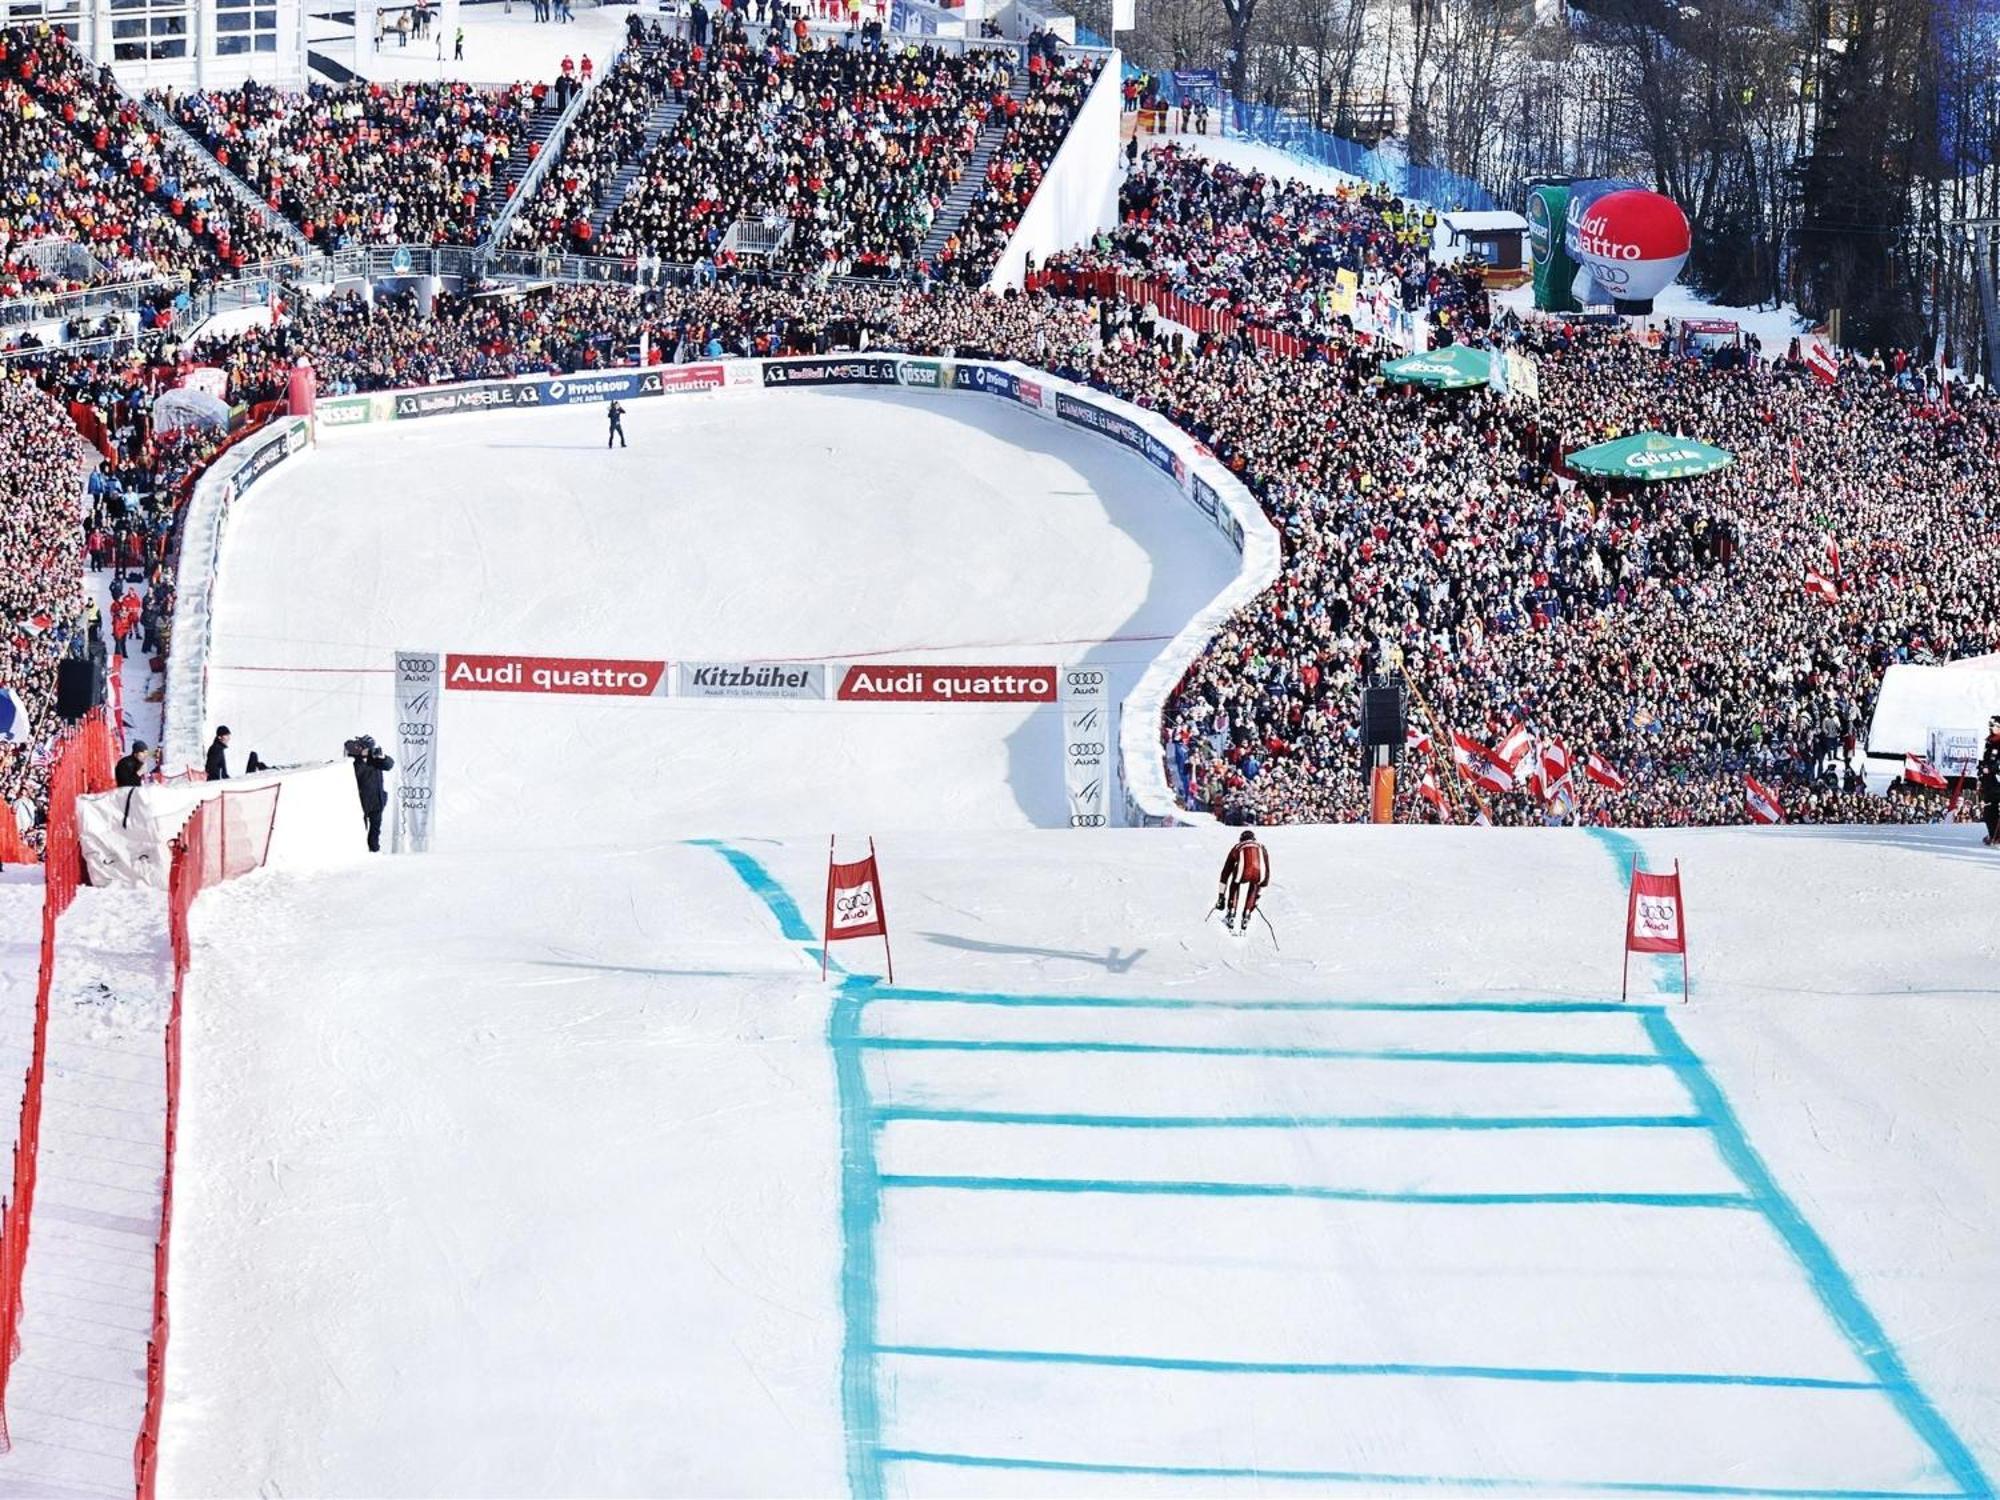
[1216,830,1270,932]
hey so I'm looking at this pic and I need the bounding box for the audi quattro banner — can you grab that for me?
[445,653,671,696]
[677,661,826,700]
[761,357,900,388]
[393,648,442,854]
[1060,666,1116,827]
[835,665,1058,703]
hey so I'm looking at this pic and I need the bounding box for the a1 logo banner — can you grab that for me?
[1622,858,1688,1002]
[824,836,893,981]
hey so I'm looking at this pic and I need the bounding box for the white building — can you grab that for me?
[5,0,308,91]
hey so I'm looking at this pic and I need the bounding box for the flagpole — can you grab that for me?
[1403,670,1492,824]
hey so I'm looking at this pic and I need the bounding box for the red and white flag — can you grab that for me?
[1803,338,1839,386]
[1452,733,1515,796]
[1406,726,1433,757]
[1495,722,1533,770]
[1418,768,1446,809]
[1744,774,1785,825]
[1584,752,1626,791]
[1819,530,1840,578]
[1903,754,1948,790]
[1803,569,1838,604]
[1541,739,1573,796]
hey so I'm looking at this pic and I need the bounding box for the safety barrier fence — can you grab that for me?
[0,708,116,1450]
[132,783,280,1499]
[1024,264,1324,360]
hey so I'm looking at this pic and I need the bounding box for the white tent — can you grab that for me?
[1864,660,2000,786]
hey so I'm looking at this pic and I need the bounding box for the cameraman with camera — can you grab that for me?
[1978,717,2000,847]
[345,735,396,853]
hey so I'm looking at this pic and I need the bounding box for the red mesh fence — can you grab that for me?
[134,783,280,1499]
[0,708,116,1452]
[1026,266,1318,360]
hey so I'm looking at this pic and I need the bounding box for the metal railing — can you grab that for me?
[0,272,188,334]
[483,54,614,255]
[722,216,795,262]
[138,98,317,256]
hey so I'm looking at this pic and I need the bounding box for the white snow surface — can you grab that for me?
[156,824,2000,1497]
[200,386,1236,838]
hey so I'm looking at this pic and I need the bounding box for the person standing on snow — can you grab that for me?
[1215,829,1270,932]
[607,400,627,448]
[346,735,395,853]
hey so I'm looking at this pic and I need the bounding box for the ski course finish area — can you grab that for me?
[200,386,1238,840]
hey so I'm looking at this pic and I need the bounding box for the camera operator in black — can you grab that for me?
[345,735,396,853]
[1978,718,2000,847]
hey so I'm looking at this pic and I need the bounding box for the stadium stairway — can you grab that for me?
[489,103,567,234]
[917,67,1028,271]
[589,92,687,240]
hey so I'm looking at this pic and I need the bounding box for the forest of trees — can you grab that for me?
[1075,0,2000,363]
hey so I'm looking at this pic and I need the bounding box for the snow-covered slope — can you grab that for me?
[158,823,2000,1496]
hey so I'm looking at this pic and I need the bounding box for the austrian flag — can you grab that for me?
[1584,752,1627,791]
[1904,755,1948,790]
[1744,774,1785,825]
[1495,723,1533,769]
[1803,569,1839,604]
[1451,733,1515,795]
[1541,739,1574,793]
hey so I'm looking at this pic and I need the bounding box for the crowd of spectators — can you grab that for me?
[4,112,1996,835]
[0,369,89,848]
[157,76,541,248]
[591,19,1015,278]
[0,23,295,292]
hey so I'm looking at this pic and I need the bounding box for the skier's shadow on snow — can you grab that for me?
[918,931,1146,973]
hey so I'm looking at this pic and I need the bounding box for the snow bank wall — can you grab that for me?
[986,51,1124,293]
[77,761,367,889]
[163,415,314,776]
[181,358,1278,825]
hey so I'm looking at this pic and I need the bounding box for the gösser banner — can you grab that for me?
[835,665,1058,702]
[445,654,671,696]
[393,648,442,854]
[1060,666,1115,827]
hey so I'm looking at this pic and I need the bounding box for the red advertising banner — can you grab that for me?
[1622,857,1689,1002]
[445,654,669,696]
[657,364,725,392]
[836,664,1058,703]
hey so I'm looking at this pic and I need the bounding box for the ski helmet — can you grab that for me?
[1239,830,1256,841]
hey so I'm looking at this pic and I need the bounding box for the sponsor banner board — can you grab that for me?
[896,358,947,390]
[445,653,670,696]
[761,357,900,388]
[950,364,1020,402]
[1060,666,1115,827]
[318,395,376,428]
[233,419,305,496]
[835,664,1058,703]
[1053,393,1179,481]
[394,383,541,420]
[393,648,442,853]
[676,661,826,700]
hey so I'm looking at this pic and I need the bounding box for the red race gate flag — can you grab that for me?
[823,836,893,982]
[1622,857,1689,1003]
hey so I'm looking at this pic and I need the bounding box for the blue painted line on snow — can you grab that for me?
[829,981,886,1500]
[1642,1012,1994,1498]
[878,1172,1755,1210]
[850,1036,1664,1065]
[872,1106,1708,1130]
[862,985,1663,1015]
[874,1343,1884,1391]
[876,1450,1963,1498]
[685,838,818,943]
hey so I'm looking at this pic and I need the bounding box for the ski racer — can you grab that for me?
[1216,829,1270,932]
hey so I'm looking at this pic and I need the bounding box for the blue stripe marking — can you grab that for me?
[864,985,1663,1014]
[1642,1012,1994,1497]
[851,1036,1664,1065]
[685,838,819,943]
[878,1172,1755,1209]
[873,1106,1708,1130]
[877,1450,1965,1498]
[875,1344,1884,1391]
[1584,827,1691,999]
[830,984,885,1500]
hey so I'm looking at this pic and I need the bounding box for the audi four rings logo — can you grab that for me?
[399,722,434,739]
[1070,814,1108,827]
[1068,743,1105,757]
[399,787,433,802]
[398,656,437,672]
[1066,669,1105,686]
[835,890,875,918]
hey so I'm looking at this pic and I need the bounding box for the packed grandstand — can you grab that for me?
[2,12,1993,856]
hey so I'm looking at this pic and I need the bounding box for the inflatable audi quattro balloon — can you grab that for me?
[1563,182,1692,314]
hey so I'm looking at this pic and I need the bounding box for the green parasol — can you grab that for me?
[1566,431,1735,481]
[1379,345,1494,389]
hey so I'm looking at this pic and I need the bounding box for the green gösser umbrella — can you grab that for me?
[1380,345,1493,389]
[1567,431,1735,481]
